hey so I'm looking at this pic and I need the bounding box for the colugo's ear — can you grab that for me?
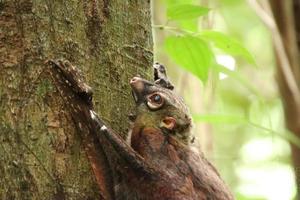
[161,117,176,131]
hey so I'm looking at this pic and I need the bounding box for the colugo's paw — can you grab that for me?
[46,59,93,103]
[153,62,174,90]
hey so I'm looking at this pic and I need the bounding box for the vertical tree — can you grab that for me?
[0,1,152,199]
[249,0,300,199]
[270,1,300,199]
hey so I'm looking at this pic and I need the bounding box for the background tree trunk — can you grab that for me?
[0,1,153,199]
[268,0,300,199]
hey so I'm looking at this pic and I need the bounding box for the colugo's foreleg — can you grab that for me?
[46,59,158,199]
[88,110,156,177]
[46,60,113,200]
[153,62,174,90]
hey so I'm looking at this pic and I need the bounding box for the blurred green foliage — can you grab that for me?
[165,35,213,82]
[167,4,210,20]
[153,0,296,199]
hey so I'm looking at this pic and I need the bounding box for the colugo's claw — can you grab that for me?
[46,59,93,103]
[153,62,174,90]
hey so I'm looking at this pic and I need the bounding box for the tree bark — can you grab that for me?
[0,1,152,199]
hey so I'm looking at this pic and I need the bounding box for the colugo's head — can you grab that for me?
[130,76,192,144]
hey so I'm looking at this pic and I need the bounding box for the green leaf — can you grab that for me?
[178,19,198,32]
[167,4,210,20]
[165,35,214,82]
[200,31,255,64]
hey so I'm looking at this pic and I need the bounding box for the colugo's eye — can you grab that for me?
[152,94,162,103]
[147,93,164,110]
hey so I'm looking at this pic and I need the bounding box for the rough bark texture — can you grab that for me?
[0,1,152,199]
[270,0,300,199]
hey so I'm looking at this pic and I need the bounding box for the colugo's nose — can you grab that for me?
[130,77,141,84]
[130,77,144,92]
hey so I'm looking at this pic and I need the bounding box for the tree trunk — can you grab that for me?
[0,1,152,199]
[269,0,300,199]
